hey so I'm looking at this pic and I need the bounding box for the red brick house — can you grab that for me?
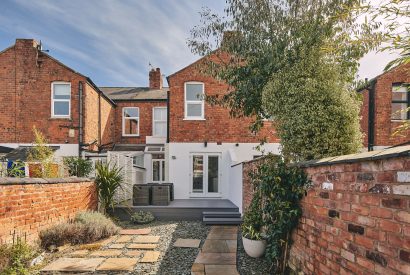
[358,62,410,150]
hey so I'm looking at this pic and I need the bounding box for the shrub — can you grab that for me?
[242,192,264,241]
[0,237,36,275]
[95,161,123,212]
[39,211,119,249]
[130,211,155,224]
[63,157,93,177]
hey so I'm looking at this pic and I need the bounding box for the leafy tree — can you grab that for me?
[189,0,380,160]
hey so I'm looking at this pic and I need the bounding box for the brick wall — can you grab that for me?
[359,62,410,148]
[0,178,97,244]
[114,101,167,144]
[168,53,279,143]
[242,155,410,274]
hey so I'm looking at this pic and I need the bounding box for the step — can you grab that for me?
[202,211,241,218]
[202,217,242,225]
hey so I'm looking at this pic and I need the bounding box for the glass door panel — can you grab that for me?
[192,155,204,193]
[208,156,219,193]
[152,160,160,182]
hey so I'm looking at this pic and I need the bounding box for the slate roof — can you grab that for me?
[100,87,168,101]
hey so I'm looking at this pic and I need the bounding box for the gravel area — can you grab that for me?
[237,228,273,275]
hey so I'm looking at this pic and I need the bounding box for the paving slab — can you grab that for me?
[69,249,89,256]
[194,252,236,265]
[206,232,237,240]
[97,235,118,246]
[174,238,201,248]
[210,226,238,234]
[134,235,160,243]
[140,251,160,263]
[205,264,239,275]
[42,257,105,272]
[120,228,151,235]
[96,257,138,271]
[89,249,122,257]
[128,243,157,249]
[192,263,205,272]
[226,240,237,253]
[124,250,143,257]
[108,243,126,249]
[202,240,229,253]
[115,235,133,243]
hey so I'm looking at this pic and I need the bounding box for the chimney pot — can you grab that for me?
[149,67,163,89]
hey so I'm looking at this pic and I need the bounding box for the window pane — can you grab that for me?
[162,160,165,181]
[154,108,167,120]
[53,84,70,99]
[186,84,204,101]
[133,155,144,167]
[124,118,139,135]
[153,160,160,182]
[392,85,408,101]
[154,121,167,137]
[192,155,203,193]
[391,103,407,120]
[187,103,202,117]
[124,108,139,118]
[53,101,69,116]
[208,156,219,193]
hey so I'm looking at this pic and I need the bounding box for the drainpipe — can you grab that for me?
[78,81,84,158]
[368,79,376,152]
[98,93,102,152]
[166,90,170,143]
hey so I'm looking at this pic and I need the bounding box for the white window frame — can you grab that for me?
[152,107,167,137]
[151,158,165,183]
[122,107,140,137]
[189,153,222,198]
[184,82,205,120]
[51,81,71,118]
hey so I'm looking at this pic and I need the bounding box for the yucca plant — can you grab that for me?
[95,161,123,213]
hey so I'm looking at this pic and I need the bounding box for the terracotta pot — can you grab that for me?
[242,236,267,258]
[28,163,42,178]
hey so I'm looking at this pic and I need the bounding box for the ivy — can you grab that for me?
[249,154,311,273]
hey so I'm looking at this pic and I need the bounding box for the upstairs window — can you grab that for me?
[123,107,139,136]
[391,83,409,120]
[51,82,71,118]
[185,82,204,119]
[153,107,167,137]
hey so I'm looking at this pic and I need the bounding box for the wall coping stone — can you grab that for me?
[0,177,93,185]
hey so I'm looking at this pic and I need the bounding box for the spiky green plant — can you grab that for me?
[95,161,123,213]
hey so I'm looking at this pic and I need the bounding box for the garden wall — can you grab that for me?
[0,177,97,244]
[242,147,410,274]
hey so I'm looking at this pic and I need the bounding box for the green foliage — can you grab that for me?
[189,0,376,160]
[0,161,25,178]
[95,161,123,212]
[39,211,119,249]
[27,127,57,178]
[249,154,311,272]
[130,211,155,224]
[63,157,93,177]
[242,191,264,241]
[0,237,36,275]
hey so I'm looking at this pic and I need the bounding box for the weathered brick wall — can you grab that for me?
[114,101,167,144]
[0,178,97,244]
[359,63,410,148]
[168,52,279,143]
[242,156,410,274]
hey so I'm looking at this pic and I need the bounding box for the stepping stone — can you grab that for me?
[115,236,133,243]
[192,263,205,272]
[42,258,105,272]
[96,257,138,271]
[202,240,230,253]
[69,249,89,256]
[97,236,118,246]
[206,232,237,240]
[174,238,201,248]
[128,243,157,249]
[90,249,122,257]
[194,252,236,265]
[205,264,239,275]
[108,243,126,249]
[210,226,238,234]
[226,240,237,253]
[120,228,151,235]
[134,235,160,243]
[124,250,142,257]
[140,251,160,263]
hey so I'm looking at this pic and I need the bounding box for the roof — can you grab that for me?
[0,146,14,154]
[4,146,60,162]
[99,87,168,101]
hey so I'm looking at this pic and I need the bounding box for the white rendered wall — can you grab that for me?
[229,163,243,213]
[167,142,280,201]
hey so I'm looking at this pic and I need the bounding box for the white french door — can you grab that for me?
[190,153,221,197]
[152,154,165,183]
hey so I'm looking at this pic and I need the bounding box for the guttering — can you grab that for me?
[112,98,167,102]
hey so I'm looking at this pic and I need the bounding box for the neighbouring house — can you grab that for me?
[358,62,410,151]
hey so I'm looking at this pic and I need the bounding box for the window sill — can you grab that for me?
[391,119,409,122]
[49,117,71,120]
[183,118,206,121]
[122,135,140,137]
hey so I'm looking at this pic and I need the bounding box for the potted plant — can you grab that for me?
[242,193,266,258]
[130,211,155,224]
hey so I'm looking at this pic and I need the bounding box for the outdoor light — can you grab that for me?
[204,141,208,147]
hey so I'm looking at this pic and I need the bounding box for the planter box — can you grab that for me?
[133,184,150,206]
[151,185,170,206]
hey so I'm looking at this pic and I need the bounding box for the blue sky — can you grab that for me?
[0,0,397,87]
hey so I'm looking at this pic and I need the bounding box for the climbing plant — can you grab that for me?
[249,154,311,273]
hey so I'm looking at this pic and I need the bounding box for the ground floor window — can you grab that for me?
[191,153,220,196]
[152,154,165,182]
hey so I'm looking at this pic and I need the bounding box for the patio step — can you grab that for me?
[202,211,242,225]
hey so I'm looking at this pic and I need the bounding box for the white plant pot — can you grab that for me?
[242,236,267,258]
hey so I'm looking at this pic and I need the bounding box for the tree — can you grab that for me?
[189,0,379,161]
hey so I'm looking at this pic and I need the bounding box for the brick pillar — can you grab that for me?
[149,68,163,89]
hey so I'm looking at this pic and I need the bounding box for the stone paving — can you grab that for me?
[41,228,160,273]
[191,225,239,275]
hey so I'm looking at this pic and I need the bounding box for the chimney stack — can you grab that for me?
[149,68,163,89]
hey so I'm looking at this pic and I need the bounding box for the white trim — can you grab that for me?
[152,107,167,137]
[184,82,205,120]
[122,107,140,137]
[151,157,165,183]
[51,82,71,118]
[189,152,222,198]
